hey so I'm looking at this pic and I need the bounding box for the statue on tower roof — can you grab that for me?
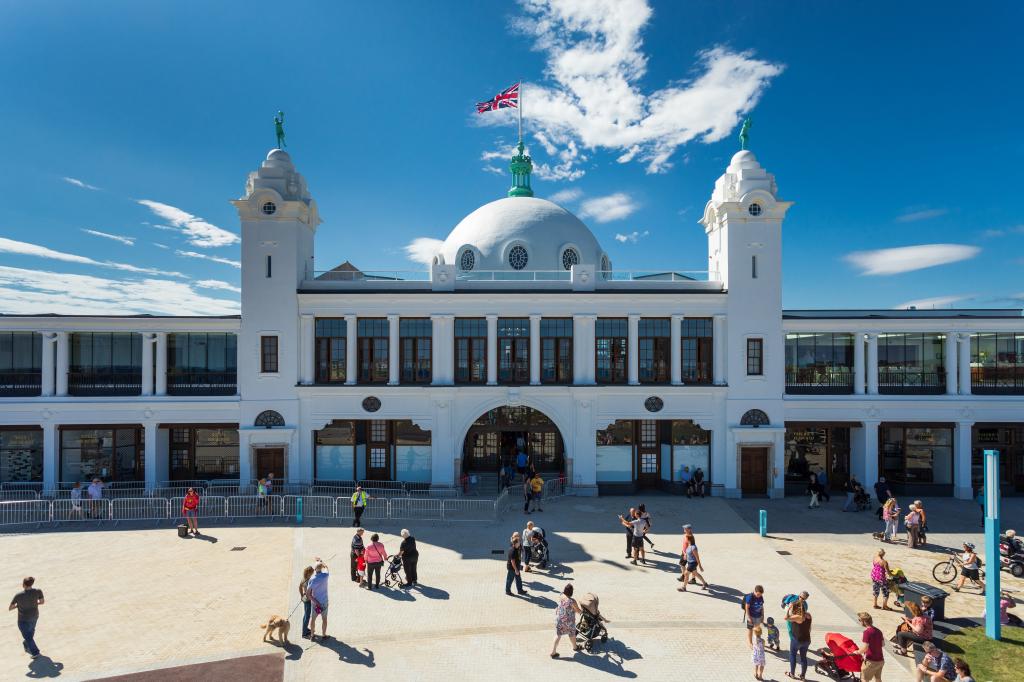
[738,117,752,151]
[274,111,286,149]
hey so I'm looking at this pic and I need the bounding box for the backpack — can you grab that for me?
[780,594,801,609]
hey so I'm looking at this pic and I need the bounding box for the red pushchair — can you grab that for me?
[814,632,863,680]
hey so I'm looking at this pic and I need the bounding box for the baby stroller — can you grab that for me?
[814,632,862,680]
[529,529,550,569]
[575,593,609,653]
[853,486,871,511]
[888,567,908,608]
[383,555,405,588]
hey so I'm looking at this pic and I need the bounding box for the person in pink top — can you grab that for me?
[894,601,933,656]
[363,533,389,590]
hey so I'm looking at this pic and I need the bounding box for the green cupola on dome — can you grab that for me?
[507,141,534,198]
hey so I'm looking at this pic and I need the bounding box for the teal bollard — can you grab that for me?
[759,509,767,537]
[297,497,303,524]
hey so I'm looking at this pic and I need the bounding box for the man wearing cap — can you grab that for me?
[351,486,371,527]
[914,641,955,682]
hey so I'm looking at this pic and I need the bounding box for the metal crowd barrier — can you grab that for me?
[0,490,41,501]
[51,499,104,522]
[390,497,443,521]
[227,495,283,518]
[283,495,336,519]
[0,500,51,526]
[112,498,171,522]
[171,495,228,520]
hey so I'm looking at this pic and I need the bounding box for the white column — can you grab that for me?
[862,420,880,486]
[300,314,315,385]
[345,315,357,385]
[627,314,640,385]
[486,314,498,385]
[431,315,453,386]
[573,314,595,385]
[713,314,726,385]
[141,333,154,396]
[955,420,974,499]
[237,430,253,487]
[944,332,958,395]
[42,422,58,493]
[670,314,683,385]
[154,332,167,396]
[144,422,158,490]
[866,333,879,395]
[55,332,69,396]
[430,397,455,487]
[40,333,55,397]
[529,314,541,385]
[958,333,972,396]
[852,332,865,394]
[388,314,400,385]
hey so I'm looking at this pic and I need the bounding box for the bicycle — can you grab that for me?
[932,551,985,585]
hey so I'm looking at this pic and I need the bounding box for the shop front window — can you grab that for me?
[0,429,43,482]
[169,427,239,480]
[315,420,356,481]
[596,420,633,482]
[784,425,851,489]
[671,420,710,483]
[881,425,953,485]
[60,427,144,482]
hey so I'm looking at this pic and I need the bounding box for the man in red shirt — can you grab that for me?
[857,612,884,681]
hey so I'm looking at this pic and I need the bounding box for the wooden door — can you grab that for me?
[255,448,284,480]
[366,419,391,480]
[636,420,660,486]
[741,447,768,496]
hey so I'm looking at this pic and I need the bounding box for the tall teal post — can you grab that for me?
[297,496,304,525]
[983,448,1000,640]
[759,509,767,537]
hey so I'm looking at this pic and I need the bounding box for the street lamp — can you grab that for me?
[984,448,1001,641]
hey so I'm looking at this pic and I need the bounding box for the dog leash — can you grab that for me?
[286,550,339,620]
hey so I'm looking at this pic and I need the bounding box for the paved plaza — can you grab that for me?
[3,494,1021,681]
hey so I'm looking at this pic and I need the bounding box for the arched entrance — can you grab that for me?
[463,406,565,474]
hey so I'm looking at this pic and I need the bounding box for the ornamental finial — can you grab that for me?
[508,141,534,198]
[738,117,752,151]
[274,111,286,149]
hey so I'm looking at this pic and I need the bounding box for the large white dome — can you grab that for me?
[439,197,607,273]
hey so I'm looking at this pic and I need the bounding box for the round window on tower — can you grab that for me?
[561,248,580,271]
[508,245,528,270]
[459,249,475,271]
[747,202,762,217]
[261,201,277,215]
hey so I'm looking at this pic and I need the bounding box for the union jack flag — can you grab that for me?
[476,82,520,113]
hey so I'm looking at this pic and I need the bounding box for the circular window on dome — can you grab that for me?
[459,249,475,271]
[748,202,762,217]
[508,245,529,270]
[561,248,580,271]
[261,201,277,215]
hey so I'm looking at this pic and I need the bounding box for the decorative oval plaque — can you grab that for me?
[362,396,382,413]
[644,396,664,413]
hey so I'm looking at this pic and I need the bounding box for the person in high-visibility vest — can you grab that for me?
[351,486,372,527]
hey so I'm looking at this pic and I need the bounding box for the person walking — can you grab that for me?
[181,487,200,535]
[522,521,539,572]
[298,565,314,639]
[905,504,922,549]
[678,523,697,584]
[351,486,371,527]
[743,585,765,647]
[506,533,527,595]
[350,527,365,583]
[952,542,984,593]
[8,576,44,659]
[871,548,892,610]
[550,583,583,658]
[677,531,708,591]
[307,559,330,640]
[882,497,900,542]
[523,476,533,515]
[529,472,544,512]
[623,507,637,558]
[69,481,84,518]
[618,510,647,565]
[638,504,654,548]
[816,467,831,502]
[399,529,418,587]
[857,612,885,682]
[257,478,269,514]
[87,477,105,518]
[751,624,767,681]
[363,533,389,589]
[785,602,812,680]
[516,447,528,479]
[843,475,860,512]
[807,474,823,509]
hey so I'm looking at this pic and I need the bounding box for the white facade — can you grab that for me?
[1,147,1021,499]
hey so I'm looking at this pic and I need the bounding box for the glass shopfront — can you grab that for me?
[168,426,239,480]
[0,428,43,482]
[784,424,852,491]
[60,426,144,482]
[972,424,1024,494]
[880,424,953,489]
[315,420,432,482]
[596,419,710,487]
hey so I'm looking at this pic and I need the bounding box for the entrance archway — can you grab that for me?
[462,406,565,474]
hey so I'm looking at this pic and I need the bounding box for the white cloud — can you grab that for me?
[897,294,974,309]
[478,0,783,175]
[549,188,583,204]
[614,230,649,243]
[153,243,169,249]
[62,176,100,191]
[895,208,949,223]
[138,199,239,247]
[403,237,444,266]
[844,244,980,275]
[194,279,241,293]
[175,250,241,269]
[81,229,135,246]
[579,192,638,223]
[0,265,239,316]
[0,236,184,277]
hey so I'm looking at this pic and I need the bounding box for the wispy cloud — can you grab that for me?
[844,244,980,275]
[194,279,241,293]
[897,294,974,309]
[153,243,169,249]
[614,230,650,243]
[895,207,948,223]
[0,265,239,316]
[0,236,184,277]
[549,188,583,204]
[579,193,638,223]
[175,250,241,268]
[403,237,444,266]
[62,176,100,191]
[81,229,135,246]
[138,199,239,247]
[981,225,1024,238]
[477,0,783,176]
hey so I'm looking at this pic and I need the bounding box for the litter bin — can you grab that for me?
[901,581,949,622]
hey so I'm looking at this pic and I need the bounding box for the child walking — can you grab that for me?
[751,624,766,680]
[355,550,368,588]
[765,616,780,650]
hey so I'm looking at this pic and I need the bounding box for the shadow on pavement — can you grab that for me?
[193,532,218,543]
[413,584,450,600]
[281,641,303,660]
[26,655,64,678]
[372,587,415,602]
[315,637,376,666]
[561,638,641,678]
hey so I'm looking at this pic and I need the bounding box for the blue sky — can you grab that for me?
[0,0,1021,315]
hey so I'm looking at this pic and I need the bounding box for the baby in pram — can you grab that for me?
[575,593,612,652]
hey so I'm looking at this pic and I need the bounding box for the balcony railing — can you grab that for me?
[0,371,42,397]
[878,368,945,395]
[785,367,854,394]
[68,371,142,396]
[167,371,238,396]
[971,367,1024,395]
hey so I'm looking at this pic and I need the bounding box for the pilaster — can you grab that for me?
[853,332,865,395]
[627,314,640,385]
[40,333,55,397]
[141,333,154,396]
[573,314,596,385]
[486,314,498,386]
[300,314,315,385]
[670,314,683,385]
[866,333,879,395]
[958,333,972,396]
[345,314,357,385]
[388,314,400,386]
[713,315,726,385]
[529,314,541,386]
[55,332,68,396]
[155,332,167,396]
[944,332,958,395]
[955,420,974,499]
[144,422,158,490]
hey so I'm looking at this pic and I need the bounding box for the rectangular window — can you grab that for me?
[0,428,44,482]
[877,333,945,394]
[784,332,854,394]
[681,318,713,384]
[881,425,953,486]
[971,332,1024,394]
[540,318,573,384]
[315,419,356,481]
[752,255,758,279]
[169,427,239,480]
[260,336,279,374]
[497,317,530,384]
[454,318,487,384]
[60,426,144,482]
[68,332,142,396]
[596,419,634,483]
[357,318,389,384]
[595,318,628,384]
[315,318,347,383]
[266,255,272,278]
[166,333,237,395]
[638,318,670,384]
[399,318,432,384]
[0,332,42,396]
[746,338,763,376]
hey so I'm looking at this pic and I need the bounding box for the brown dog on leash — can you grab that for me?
[261,616,291,644]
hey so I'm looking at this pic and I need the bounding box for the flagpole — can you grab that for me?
[518,80,523,144]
